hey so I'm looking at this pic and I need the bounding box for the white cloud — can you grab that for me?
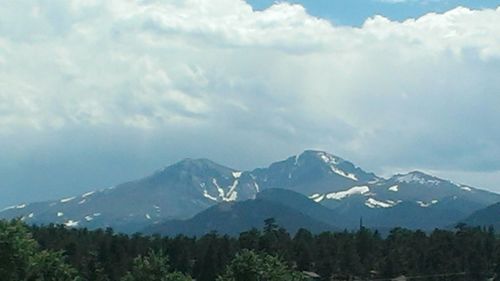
[1,0,500,204]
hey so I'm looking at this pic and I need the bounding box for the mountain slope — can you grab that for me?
[143,197,337,236]
[309,170,500,229]
[245,150,379,195]
[257,188,480,231]
[256,188,340,226]
[0,158,257,233]
[314,171,498,209]
[461,202,500,229]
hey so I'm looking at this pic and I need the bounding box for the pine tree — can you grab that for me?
[0,220,81,281]
[216,249,304,281]
[121,250,191,281]
[293,228,314,271]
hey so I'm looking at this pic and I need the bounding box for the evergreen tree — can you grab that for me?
[293,229,314,271]
[0,220,81,281]
[27,250,80,281]
[239,228,261,250]
[4,218,500,281]
[217,249,304,281]
[121,250,191,281]
[314,232,336,281]
[195,242,218,281]
[81,251,110,281]
[338,232,362,276]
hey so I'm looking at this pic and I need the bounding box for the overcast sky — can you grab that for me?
[1,0,500,208]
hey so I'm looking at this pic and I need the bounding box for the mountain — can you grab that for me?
[143,194,337,236]
[0,158,256,233]
[244,150,380,195]
[0,150,381,233]
[461,202,500,229]
[310,170,500,229]
[314,170,497,209]
[257,187,485,231]
[256,188,341,226]
[1,150,499,233]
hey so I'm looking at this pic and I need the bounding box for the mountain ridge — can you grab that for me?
[1,150,498,233]
[461,202,500,229]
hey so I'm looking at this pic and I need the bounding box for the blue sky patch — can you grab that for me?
[246,0,500,26]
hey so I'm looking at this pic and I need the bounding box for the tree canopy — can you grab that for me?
[1,219,499,281]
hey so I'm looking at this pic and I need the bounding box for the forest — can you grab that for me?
[1,219,499,281]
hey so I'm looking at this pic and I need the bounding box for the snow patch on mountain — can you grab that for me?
[330,166,358,181]
[232,171,242,178]
[82,191,95,198]
[314,151,358,181]
[317,152,339,165]
[1,203,27,211]
[395,172,442,185]
[325,186,370,200]
[388,185,399,192]
[460,185,473,192]
[309,193,326,203]
[211,178,239,202]
[203,190,218,201]
[310,194,321,199]
[225,191,238,201]
[365,198,396,208]
[226,180,239,200]
[64,220,79,227]
[213,179,224,197]
[315,195,325,203]
[60,197,76,203]
[417,200,439,207]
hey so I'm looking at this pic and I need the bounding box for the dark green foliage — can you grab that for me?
[2,219,500,281]
[293,229,314,271]
[216,249,305,281]
[121,250,191,281]
[193,233,235,281]
[0,220,79,281]
[27,250,79,281]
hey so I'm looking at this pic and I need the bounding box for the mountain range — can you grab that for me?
[143,189,338,237]
[1,150,499,234]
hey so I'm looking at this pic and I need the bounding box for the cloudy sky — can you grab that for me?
[1,0,500,208]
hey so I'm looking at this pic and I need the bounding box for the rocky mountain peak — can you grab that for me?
[391,171,448,186]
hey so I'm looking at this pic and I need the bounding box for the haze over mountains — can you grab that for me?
[1,150,499,234]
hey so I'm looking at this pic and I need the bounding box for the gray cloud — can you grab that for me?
[1,1,500,207]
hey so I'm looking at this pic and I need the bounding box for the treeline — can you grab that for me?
[2,219,500,281]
